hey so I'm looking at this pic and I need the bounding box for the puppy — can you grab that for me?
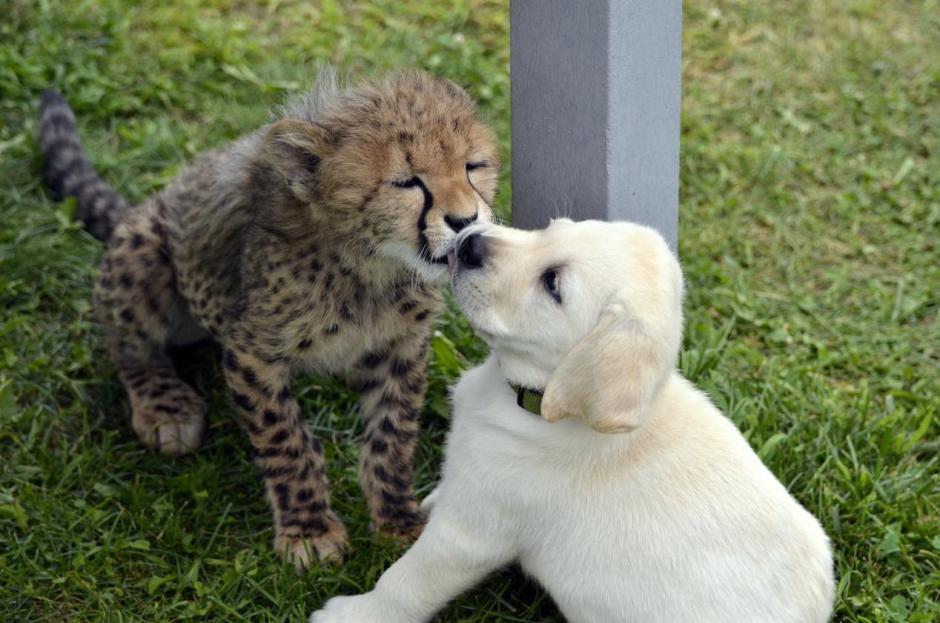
[311,219,835,623]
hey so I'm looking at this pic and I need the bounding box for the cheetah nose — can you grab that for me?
[444,212,478,233]
[456,232,486,269]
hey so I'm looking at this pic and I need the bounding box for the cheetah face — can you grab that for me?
[263,72,501,284]
[332,74,501,283]
[368,134,500,283]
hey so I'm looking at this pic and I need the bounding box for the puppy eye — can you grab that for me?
[466,161,487,172]
[391,177,420,189]
[542,270,562,303]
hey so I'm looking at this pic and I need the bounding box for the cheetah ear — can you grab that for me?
[262,119,333,202]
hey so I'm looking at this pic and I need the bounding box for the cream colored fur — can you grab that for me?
[311,219,835,622]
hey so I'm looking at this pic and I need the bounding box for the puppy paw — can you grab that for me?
[274,515,349,572]
[309,594,387,623]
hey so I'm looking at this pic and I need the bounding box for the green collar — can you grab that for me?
[510,383,544,416]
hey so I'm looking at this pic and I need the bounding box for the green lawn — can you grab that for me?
[1,0,938,620]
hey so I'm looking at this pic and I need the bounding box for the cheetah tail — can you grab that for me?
[38,89,128,242]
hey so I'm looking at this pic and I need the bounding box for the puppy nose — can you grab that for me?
[457,232,486,268]
[445,212,477,233]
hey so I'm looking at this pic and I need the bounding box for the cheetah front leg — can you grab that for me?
[355,338,430,539]
[222,342,348,571]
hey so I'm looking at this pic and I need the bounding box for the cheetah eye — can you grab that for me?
[542,269,562,304]
[466,161,487,172]
[391,177,421,189]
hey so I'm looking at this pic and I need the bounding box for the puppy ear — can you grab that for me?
[261,119,333,202]
[541,243,684,434]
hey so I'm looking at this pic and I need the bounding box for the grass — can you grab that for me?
[0,0,937,620]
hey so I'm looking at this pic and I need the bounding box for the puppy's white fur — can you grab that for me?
[311,219,834,623]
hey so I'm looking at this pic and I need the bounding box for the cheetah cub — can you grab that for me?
[38,69,500,570]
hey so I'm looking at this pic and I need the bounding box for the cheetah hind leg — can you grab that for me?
[119,355,206,456]
[95,209,207,457]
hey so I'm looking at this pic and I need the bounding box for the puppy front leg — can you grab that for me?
[310,511,514,623]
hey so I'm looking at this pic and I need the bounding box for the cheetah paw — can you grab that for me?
[374,510,427,545]
[275,520,349,572]
[131,390,205,457]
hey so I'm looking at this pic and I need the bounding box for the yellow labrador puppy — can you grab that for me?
[311,219,834,623]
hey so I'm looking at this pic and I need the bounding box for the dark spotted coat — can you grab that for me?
[37,70,500,569]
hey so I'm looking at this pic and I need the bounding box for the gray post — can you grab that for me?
[510,0,683,249]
